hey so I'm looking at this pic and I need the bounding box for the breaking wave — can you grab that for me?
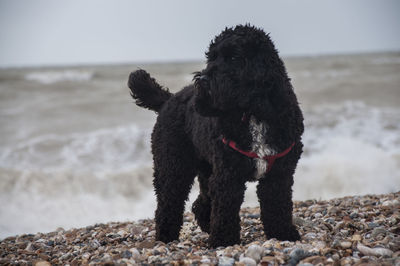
[25,70,93,84]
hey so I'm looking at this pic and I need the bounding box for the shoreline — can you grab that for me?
[1,192,399,265]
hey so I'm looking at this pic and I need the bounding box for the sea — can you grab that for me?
[0,52,399,239]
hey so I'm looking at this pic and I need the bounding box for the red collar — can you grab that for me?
[222,137,295,173]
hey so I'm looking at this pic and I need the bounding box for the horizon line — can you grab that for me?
[1,50,399,70]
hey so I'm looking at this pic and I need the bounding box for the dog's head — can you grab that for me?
[194,25,292,120]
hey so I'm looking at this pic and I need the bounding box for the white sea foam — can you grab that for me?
[25,70,93,84]
[291,69,352,79]
[293,136,398,200]
[0,125,151,173]
[0,167,155,238]
[293,102,400,200]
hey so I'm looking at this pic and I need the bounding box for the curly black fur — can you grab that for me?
[128,25,304,248]
[128,69,172,112]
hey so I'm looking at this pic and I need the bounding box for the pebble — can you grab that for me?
[313,212,323,219]
[357,243,393,257]
[34,262,51,266]
[340,241,352,249]
[303,232,317,239]
[372,247,394,257]
[121,249,132,258]
[382,199,399,206]
[200,257,211,263]
[245,244,263,262]
[300,255,327,265]
[368,222,379,229]
[371,227,387,238]
[218,256,235,266]
[239,256,257,266]
[25,242,34,252]
[351,234,362,241]
[293,217,306,227]
[289,248,311,265]
[0,192,398,265]
[349,211,359,219]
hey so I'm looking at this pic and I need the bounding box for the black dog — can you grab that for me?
[128,25,304,248]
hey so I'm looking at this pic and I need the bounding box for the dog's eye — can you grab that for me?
[228,55,242,64]
[224,50,240,62]
[222,54,236,62]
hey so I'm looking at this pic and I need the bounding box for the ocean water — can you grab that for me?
[0,52,399,239]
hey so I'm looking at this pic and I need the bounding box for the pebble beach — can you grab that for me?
[1,192,399,265]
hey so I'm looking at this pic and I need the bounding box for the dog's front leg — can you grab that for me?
[208,169,247,248]
[256,158,300,241]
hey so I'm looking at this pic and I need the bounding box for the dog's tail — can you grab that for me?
[128,69,172,112]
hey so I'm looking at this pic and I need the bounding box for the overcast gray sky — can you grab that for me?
[0,0,399,67]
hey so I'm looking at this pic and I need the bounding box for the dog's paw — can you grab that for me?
[156,233,179,245]
[208,234,240,248]
[283,226,301,241]
[266,225,300,242]
[192,198,211,233]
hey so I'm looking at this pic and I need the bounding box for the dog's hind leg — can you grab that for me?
[152,126,197,244]
[192,161,212,233]
[153,157,197,243]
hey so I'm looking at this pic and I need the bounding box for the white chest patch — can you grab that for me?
[249,116,276,179]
